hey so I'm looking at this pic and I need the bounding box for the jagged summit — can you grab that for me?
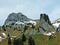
[7,12,29,21]
[4,12,31,26]
[39,14,54,32]
[40,14,51,25]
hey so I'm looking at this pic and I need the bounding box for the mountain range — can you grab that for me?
[1,12,55,33]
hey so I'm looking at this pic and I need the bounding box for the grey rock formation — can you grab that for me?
[39,14,54,32]
[4,12,30,26]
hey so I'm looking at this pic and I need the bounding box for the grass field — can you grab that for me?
[0,32,60,45]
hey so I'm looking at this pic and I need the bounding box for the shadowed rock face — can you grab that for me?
[40,14,51,25]
[39,14,54,32]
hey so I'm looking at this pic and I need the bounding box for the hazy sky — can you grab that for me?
[0,0,60,26]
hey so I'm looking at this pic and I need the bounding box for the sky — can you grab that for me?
[0,0,60,26]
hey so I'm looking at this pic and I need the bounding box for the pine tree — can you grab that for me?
[22,34,26,42]
[13,38,16,45]
[13,38,24,45]
[24,26,28,32]
[28,36,35,45]
[18,38,24,45]
[32,24,35,29]
[2,25,6,31]
[15,38,24,45]
[8,34,12,45]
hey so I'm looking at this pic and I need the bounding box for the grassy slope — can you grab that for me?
[0,24,60,45]
[0,32,60,45]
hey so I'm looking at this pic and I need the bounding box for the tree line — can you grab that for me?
[8,33,35,45]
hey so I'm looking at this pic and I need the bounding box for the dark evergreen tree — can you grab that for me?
[32,24,35,29]
[24,26,28,32]
[13,38,24,45]
[49,35,53,40]
[2,25,4,28]
[3,28,6,31]
[38,28,40,32]
[8,34,12,45]
[18,38,24,45]
[22,34,26,42]
[2,25,6,31]
[8,34,10,38]
[13,38,16,45]
[28,36,35,45]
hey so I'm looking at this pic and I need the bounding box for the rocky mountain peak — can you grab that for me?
[40,14,51,25]
[39,14,54,32]
[4,12,30,26]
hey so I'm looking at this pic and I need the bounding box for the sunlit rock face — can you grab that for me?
[4,12,37,31]
[4,12,30,26]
